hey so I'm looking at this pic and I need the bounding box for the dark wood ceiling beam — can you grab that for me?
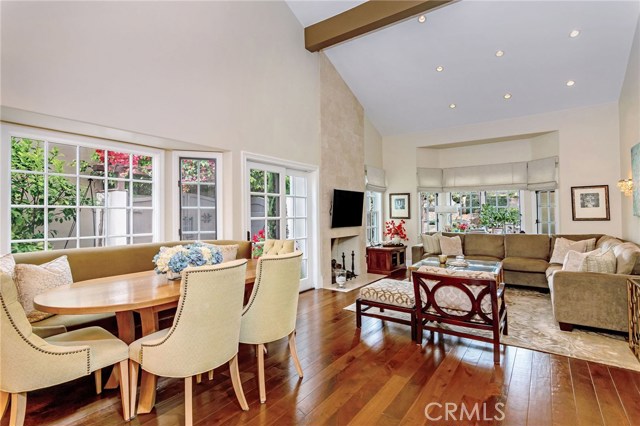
[304,0,454,52]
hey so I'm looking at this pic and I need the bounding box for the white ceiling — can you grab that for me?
[286,0,640,137]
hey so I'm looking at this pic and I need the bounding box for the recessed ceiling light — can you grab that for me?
[495,50,505,57]
[569,29,581,38]
[449,103,456,109]
[504,93,512,99]
[436,66,444,72]
[418,15,426,23]
[566,80,575,87]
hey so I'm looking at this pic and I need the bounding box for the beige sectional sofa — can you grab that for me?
[12,240,251,331]
[411,233,640,333]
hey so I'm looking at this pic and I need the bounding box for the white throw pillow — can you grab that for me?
[550,238,595,264]
[213,244,239,263]
[582,248,616,274]
[421,233,442,254]
[562,249,594,272]
[13,256,73,323]
[438,235,463,256]
[0,253,16,279]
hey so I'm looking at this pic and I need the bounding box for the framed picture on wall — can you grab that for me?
[571,185,610,221]
[389,193,410,219]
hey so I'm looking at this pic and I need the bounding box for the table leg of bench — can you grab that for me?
[137,309,159,414]
[105,311,137,390]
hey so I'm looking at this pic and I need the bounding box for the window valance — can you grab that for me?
[365,165,387,192]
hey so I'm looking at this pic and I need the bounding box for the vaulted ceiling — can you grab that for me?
[287,0,640,136]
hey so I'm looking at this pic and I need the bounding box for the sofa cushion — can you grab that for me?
[13,256,74,323]
[502,257,549,273]
[546,264,562,279]
[596,236,623,251]
[550,237,595,264]
[438,235,463,256]
[550,234,600,256]
[612,243,640,275]
[463,234,505,259]
[505,234,550,259]
[463,255,503,262]
[562,250,591,272]
[421,233,442,254]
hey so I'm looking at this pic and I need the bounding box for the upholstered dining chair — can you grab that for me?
[0,273,130,426]
[412,266,508,364]
[262,239,295,256]
[128,259,249,425]
[239,251,303,403]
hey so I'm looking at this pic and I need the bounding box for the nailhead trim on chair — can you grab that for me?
[139,263,245,366]
[0,293,91,374]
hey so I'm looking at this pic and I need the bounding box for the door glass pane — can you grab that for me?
[267,196,280,217]
[250,169,265,192]
[181,185,198,207]
[48,143,76,174]
[251,196,265,217]
[199,160,215,183]
[12,138,45,172]
[295,219,306,238]
[48,208,76,240]
[200,209,216,232]
[200,185,216,207]
[267,220,280,238]
[294,177,306,196]
[267,172,279,194]
[182,209,198,233]
[251,220,265,237]
[295,198,306,217]
[133,210,152,234]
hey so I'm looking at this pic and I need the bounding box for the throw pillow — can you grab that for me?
[562,249,594,272]
[214,244,239,263]
[612,242,640,275]
[582,248,616,274]
[550,237,595,264]
[0,253,16,278]
[596,236,623,251]
[437,235,463,256]
[13,256,73,323]
[421,232,442,254]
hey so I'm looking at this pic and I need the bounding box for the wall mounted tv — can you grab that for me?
[331,189,364,228]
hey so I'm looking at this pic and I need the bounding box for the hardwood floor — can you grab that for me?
[5,288,640,426]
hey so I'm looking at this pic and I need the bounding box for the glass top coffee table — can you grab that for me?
[410,257,502,276]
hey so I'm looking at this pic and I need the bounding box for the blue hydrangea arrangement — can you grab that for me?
[153,242,223,275]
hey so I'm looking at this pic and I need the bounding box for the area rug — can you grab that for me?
[344,288,640,372]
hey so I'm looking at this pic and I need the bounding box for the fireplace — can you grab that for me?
[330,236,360,284]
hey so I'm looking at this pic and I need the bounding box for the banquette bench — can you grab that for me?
[12,240,251,331]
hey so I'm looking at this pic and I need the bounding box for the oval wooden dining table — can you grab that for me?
[33,259,258,414]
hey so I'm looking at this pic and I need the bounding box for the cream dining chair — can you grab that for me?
[0,273,130,426]
[239,251,303,403]
[128,259,249,425]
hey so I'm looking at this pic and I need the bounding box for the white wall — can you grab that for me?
[384,102,622,254]
[619,15,640,244]
[1,1,320,240]
[364,116,383,168]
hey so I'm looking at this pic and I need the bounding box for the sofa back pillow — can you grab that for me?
[213,244,239,262]
[505,234,550,260]
[13,255,73,323]
[612,243,640,275]
[464,234,505,258]
[550,237,595,264]
[438,235,463,256]
[582,248,616,274]
[562,250,591,272]
[421,233,442,254]
[596,236,623,251]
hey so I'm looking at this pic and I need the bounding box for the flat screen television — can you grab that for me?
[331,189,364,228]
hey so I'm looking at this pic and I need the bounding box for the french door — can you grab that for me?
[178,156,219,241]
[247,162,312,291]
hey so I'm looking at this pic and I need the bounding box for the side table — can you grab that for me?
[366,245,406,275]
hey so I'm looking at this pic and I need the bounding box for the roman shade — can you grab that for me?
[527,156,558,191]
[365,165,387,192]
[442,162,527,192]
[417,168,443,192]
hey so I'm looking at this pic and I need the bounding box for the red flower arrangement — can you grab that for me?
[384,220,408,240]
[251,229,266,258]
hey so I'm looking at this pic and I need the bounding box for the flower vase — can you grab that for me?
[167,270,182,281]
[391,236,401,245]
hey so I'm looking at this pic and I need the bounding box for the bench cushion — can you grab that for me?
[359,279,415,308]
[464,234,505,259]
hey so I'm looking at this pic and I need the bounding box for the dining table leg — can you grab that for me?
[105,311,137,390]
[137,308,160,414]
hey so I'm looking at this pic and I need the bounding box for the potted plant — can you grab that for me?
[384,220,408,245]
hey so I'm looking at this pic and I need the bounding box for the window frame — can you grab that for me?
[536,190,556,235]
[418,192,439,235]
[365,190,383,245]
[1,124,164,253]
